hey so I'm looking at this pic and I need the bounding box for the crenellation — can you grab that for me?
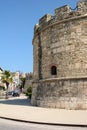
[33,1,87,35]
[32,1,87,110]
[54,5,71,20]
[77,0,87,13]
[39,14,52,26]
[34,24,39,33]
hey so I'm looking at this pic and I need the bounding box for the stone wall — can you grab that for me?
[24,79,33,92]
[32,1,87,109]
[33,1,87,80]
[32,77,87,110]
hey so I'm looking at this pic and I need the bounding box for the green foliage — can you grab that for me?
[1,70,13,89]
[3,86,6,91]
[0,86,6,91]
[25,86,32,99]
[20,77,26,88]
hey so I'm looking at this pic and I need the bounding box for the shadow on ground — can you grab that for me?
[0,97,31,106]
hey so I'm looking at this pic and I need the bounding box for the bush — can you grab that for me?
[25,86,32,99]
[3,86,6,91]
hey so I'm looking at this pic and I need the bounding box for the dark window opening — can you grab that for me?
[51,66,57,75]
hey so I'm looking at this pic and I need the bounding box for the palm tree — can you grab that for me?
[1,70,13,98]
[1,70,13,89]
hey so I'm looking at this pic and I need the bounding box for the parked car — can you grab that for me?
[7,91,14,96]
[8,90,20,97]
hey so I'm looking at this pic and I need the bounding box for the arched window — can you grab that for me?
[51,66,57,75]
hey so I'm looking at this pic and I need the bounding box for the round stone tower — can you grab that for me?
[32,1,87,110]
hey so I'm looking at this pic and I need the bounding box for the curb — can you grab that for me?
[0,116,87,128]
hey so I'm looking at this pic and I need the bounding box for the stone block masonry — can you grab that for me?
[34,77,87,110]
[31,0,87,110]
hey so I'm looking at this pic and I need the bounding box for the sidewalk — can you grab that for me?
[0,95,87,126]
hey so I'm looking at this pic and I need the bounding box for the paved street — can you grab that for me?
[0,118,87,130]
[0,95,87,127]
[0,95,31,106]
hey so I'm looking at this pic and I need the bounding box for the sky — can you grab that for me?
[0,0,78,73]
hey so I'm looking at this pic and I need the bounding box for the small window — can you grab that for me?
[51,66,57,75]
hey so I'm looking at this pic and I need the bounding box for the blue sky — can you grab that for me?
[0,0,78,73]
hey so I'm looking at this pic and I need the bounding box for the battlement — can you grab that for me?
[39,14,52,25]
[55,5,71,17]
[32,0,87,110]
[34,1,87,34]
[78,0,87,12]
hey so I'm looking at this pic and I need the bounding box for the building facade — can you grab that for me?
[32,0,87,110]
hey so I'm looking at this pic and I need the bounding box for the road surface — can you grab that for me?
[0,118,87,130]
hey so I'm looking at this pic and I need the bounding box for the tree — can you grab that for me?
[19,77,26,92]
[1,70,13,90]
[25,86,32,99]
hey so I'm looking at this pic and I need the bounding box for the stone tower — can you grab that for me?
[32,0,87,110]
